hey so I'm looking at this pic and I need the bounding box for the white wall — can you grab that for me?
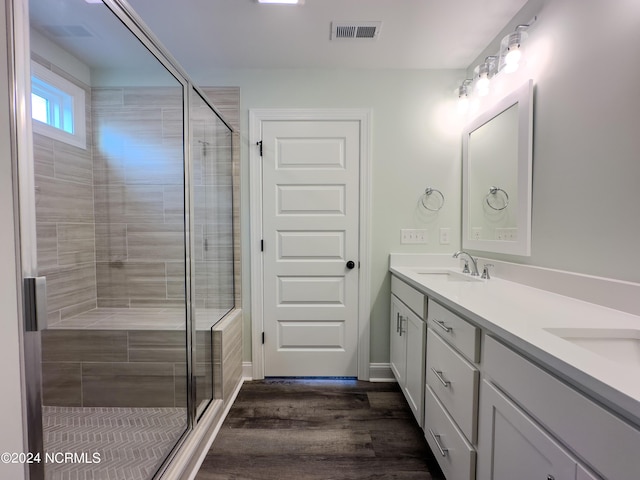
[194,68,464,363]
[465,0,640,283]
[0,3,28,479]
[30,28,91,85]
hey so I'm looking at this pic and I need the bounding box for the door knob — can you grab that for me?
[346,260,356,269]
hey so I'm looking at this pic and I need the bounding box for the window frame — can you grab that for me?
[30,61,87,149]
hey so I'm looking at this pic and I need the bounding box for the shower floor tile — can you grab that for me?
[43,406,187,480]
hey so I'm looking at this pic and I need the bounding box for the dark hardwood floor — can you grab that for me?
[195,378,445,479]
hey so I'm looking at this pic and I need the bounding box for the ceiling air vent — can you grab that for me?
[331,22,382,40]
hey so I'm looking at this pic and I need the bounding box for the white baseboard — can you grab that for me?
[368,363,395,382]
[242,361,253,380]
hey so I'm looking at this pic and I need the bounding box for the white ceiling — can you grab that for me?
[30,0,530,73]
[127,0,529,71]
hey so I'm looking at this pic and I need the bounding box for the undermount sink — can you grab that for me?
[414,269,484,283]
[544,327,640,367]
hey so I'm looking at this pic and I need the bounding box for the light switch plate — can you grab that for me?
[401,229,428,244]
[439,227,451,245]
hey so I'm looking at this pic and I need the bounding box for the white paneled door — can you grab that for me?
[261,120,360,376]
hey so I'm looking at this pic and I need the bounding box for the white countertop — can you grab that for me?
[389,256,640,427]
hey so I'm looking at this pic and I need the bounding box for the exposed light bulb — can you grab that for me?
[475,75,490,96]
[504,46,522,73]
[456,84,470,114]
[501,27,528,74]
[457,96,469,115]
[506,47,522,64]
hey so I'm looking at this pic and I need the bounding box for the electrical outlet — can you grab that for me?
[401,229,428,244]
[495,228,517,241]
[439,227,451,245]
[471,227,482,240]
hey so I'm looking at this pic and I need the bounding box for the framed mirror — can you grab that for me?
[462,79,533,256]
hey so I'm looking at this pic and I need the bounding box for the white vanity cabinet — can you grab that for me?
[479,335,640,480]
[389,260,640,480]
[478,379,579,480]
[424,299,480,480]
[390,275,426,425]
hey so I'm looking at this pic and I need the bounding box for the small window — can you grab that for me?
[31,61,86,149]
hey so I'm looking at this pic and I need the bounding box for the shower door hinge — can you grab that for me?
[256,140,263,157]
[262,332,265,344]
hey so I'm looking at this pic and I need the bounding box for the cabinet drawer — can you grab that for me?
[428,300,480,362]
[485,335,640,480]
[391,275,425,318]
[425,385,476,480]
[426,329,479,442]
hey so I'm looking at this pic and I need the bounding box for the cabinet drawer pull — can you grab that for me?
[433,319,452,333]
[428,428,449,457]
[431,367,450,387]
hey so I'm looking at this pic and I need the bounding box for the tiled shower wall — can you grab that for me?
[91,86,240,310]
[32,56,241,320]
[200,87,241,309]
[33,55,97,325]
[191,88,237,310]
[92,86,187,308]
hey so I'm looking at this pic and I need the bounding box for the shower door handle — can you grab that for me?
[24,276,47,332]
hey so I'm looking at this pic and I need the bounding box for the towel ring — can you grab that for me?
[485,186,509,211]
[421,187,445,212]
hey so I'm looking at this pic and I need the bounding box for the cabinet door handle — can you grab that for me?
[433,318,452,333]
[431,367,450,387]
[428,429,449,457]
[396,312,400,333]
[399,315,405,336]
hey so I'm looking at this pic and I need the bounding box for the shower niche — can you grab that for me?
[22,0,237,478]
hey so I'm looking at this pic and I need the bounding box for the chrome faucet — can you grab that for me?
[453,250,480,276]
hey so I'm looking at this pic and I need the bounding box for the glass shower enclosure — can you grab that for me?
[10,0,235,478]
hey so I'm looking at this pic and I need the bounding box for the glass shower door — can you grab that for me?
[190,88,234,418]
[25,0,190,478]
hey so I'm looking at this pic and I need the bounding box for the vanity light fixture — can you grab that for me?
[457,79,473,114]
[500,25,529,74]
[474,56,497,96]
[455,17,535,110]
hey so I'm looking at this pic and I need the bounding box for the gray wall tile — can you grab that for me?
[45,264,96,313]
[94,223,127,262]
[42,362,82,407]
[42,330,127,362]
[82,362,175,408]
[57,223,95,265]
[54,142,93,185]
